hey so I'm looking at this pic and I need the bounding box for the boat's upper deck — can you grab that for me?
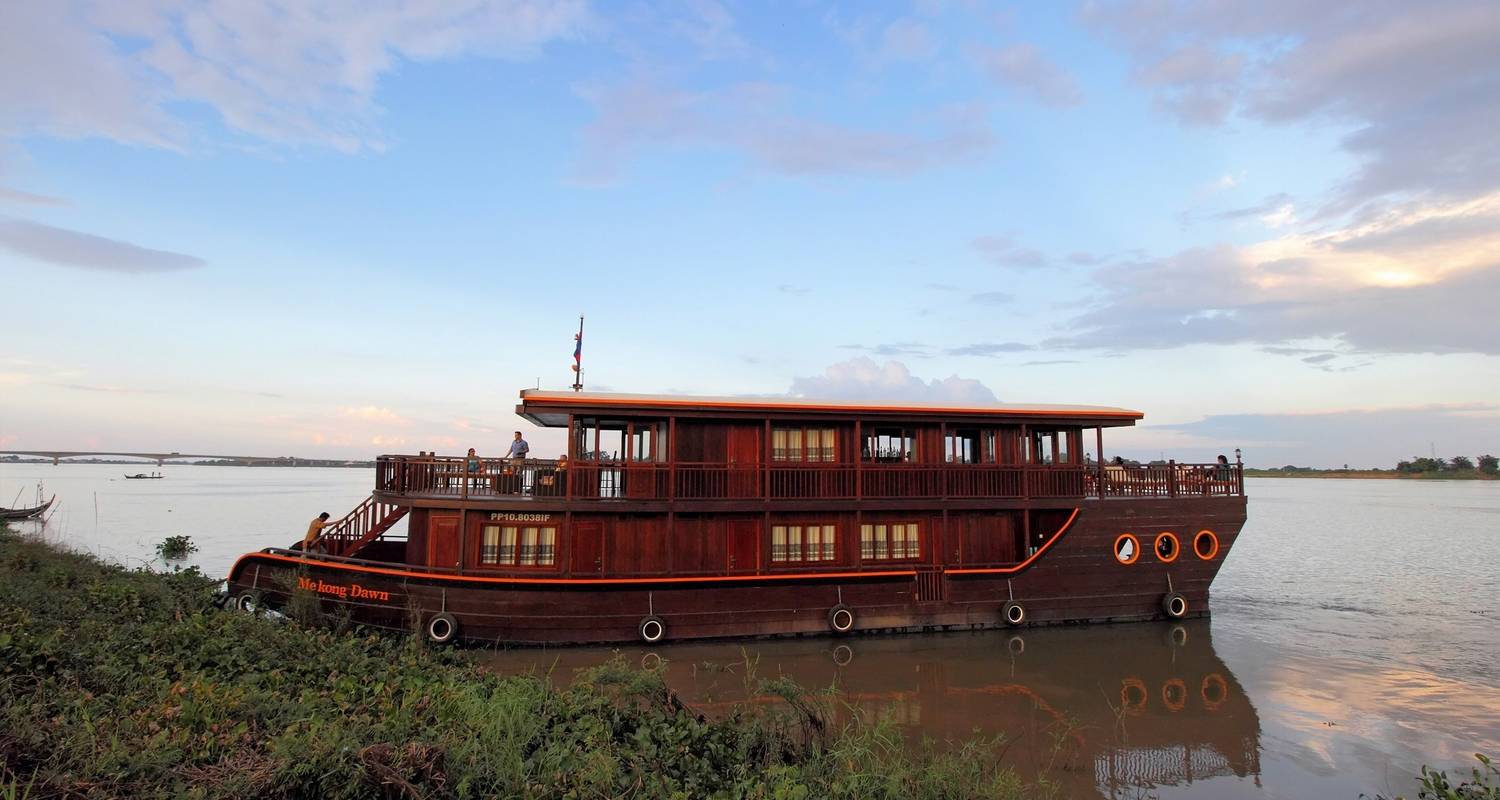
[372,389,1241,507]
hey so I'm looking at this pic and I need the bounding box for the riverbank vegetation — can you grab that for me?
[0,524,1048,799]
[1246,455,1499,480]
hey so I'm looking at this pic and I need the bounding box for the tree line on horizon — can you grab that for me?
[1395,454,1499,474]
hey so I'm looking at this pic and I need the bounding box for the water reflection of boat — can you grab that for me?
[483,619,1261,798]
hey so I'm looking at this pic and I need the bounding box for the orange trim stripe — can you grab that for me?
[945,507,1080,575]
[229,553,917,587]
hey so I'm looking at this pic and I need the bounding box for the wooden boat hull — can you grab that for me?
[0,496,54,521]
[226,496,1245,644]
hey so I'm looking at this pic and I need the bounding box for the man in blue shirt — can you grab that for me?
[507,431,530,462]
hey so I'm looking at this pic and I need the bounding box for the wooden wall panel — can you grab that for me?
[670,515,728,574]
[952,512,1019,567]
[608,514,670,575]
[405,508,429,565]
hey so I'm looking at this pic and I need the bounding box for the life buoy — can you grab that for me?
[234,590,262,613]
[425,612,459,645]
[1162,592,1189,619]
[639,615,667,644]
[1001,600,1026,626]
[828,604,856,634]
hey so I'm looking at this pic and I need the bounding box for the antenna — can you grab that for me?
[571,314,585,392]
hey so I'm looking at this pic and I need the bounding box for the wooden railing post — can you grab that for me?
[854,420,863,500]
[1168,460,1177,497]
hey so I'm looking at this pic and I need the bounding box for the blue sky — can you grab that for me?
[2,0,1498,467]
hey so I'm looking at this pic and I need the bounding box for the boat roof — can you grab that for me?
[517,390,1143,427]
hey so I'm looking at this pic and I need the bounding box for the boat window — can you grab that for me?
[481,525,501,565]
[771,524,836,563]
[863,428,915,462]
[628,424,663,462]
[860,522,921,560]
[773,427,836,462]
[482,524,556,567]
[572,418,665,462]
[1031,431,1056,464]
[945,429,983,463]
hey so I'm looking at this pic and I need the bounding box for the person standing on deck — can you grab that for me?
[508,431,530,463]
[303,512,331,553]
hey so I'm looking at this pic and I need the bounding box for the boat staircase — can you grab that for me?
[319,495,409,558]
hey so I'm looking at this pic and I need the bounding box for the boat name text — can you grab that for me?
[297,575,391,602]
[489,512,552,522]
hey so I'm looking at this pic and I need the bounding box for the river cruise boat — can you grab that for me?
[226,390,1248,644]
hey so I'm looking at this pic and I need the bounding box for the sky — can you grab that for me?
[1,0,1498,468]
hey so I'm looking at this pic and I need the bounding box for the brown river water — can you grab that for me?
[4,464,1498,798]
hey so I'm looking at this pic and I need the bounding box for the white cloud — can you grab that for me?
[880,18,938,62]
[0,216,205,273]
[790,357,998,403]
[971,233,1047,268]
[1048,191,1500,354]
[574,81,994,183]
[1259,203,1297,228]
[973,43,1083,108]
[0,186,69,207]
[0,0,590,151]
[1084,0,1500,213]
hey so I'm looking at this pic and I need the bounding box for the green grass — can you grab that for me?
[0,525,1052,799]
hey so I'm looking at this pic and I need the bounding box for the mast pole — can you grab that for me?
[572,314,585,392]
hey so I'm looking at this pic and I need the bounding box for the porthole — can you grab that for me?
[1113,533,1140,565]
[1194,529,1220,560]
[1155,532,1180,563]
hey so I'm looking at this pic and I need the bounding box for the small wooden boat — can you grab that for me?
[124,473,164,479]
[0,495,55,521]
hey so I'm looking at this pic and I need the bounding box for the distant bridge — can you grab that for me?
[1,450,321,467]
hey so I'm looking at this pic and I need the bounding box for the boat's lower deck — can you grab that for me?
[226,496,1246,644]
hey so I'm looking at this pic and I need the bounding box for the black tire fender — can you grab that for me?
[1162,592,1189,619]
[828,604,856,634]
[426,612,459,645]
[1001,600,1027,627]
[639,615,667,644]
[234,590,263,613]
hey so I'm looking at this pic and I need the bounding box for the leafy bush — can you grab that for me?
[0,525,1049,799]
[155,535,199,560]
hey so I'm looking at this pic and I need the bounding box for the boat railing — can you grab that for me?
[376,455,1243,501]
